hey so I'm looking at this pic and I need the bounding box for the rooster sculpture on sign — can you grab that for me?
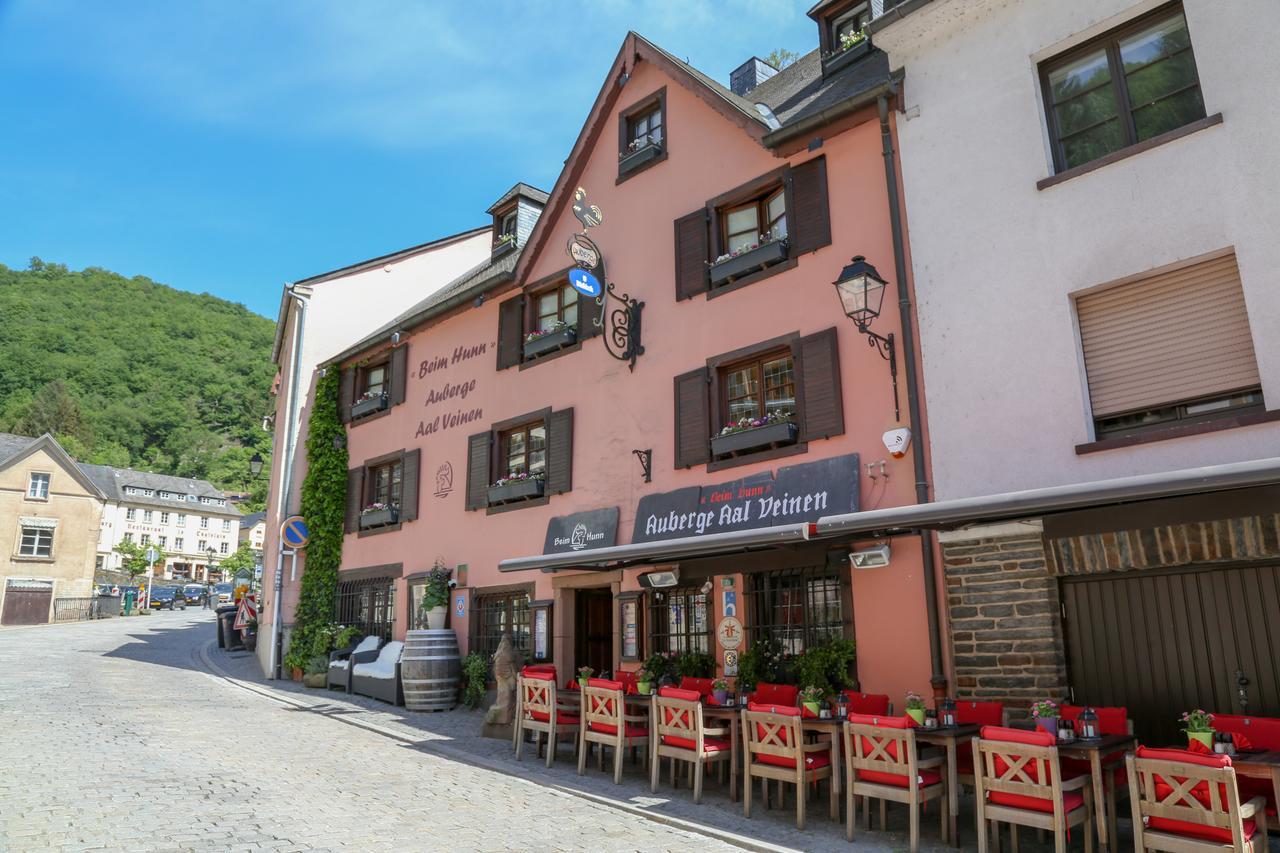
[571,187,603,232]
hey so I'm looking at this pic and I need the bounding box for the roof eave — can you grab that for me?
[867,0,939,36]
[761,74,901,149]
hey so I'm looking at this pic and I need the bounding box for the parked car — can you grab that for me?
[183,584,206,605]
[149,587,185,610]
[212,583,235,606]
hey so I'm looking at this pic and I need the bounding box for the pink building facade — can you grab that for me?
[313,26,947,702]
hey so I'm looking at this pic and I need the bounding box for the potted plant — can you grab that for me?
[303,654,329,688]
[522,321,577,359]
[801,686,825,717]
[1031,698,1060,736]
[492,231,517,258]
[350,389,388,420]
[487,471,545,504]
[419,561,451,630]
[708,233,790,287]
[710,678,729,706]
[578,666,594,689]
[619,136,663,174]
[635,667,654,695]
[822,26,872,75]
[710,410,798,457]
[1181,709,1215,749]
[359,502,399,530]
[905,691,927,725]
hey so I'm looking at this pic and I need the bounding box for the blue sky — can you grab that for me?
[0,1,812,318]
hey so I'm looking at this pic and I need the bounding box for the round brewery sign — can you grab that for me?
[568,268,602,298]
[566,233,601,271]
[717,616,744,651]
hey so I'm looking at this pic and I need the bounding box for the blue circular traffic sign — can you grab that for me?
[281,516,310,549]
[568,268,602,298]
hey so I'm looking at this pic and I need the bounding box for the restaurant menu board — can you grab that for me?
[621,599,639,660]
[632,454,860,543]
[533,608,548,660]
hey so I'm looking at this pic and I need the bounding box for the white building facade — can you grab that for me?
[82,465,241,582]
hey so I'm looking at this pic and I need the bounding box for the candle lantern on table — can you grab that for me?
[1078,707,1100,739]
[836,692,850,720]
[940,697,957,728]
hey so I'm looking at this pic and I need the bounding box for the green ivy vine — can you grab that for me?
[284,369,349,671]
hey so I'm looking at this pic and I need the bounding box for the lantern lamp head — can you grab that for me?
[833,255,889,332]
[248,452,264,478]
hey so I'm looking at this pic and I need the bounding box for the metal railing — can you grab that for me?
[52,597,95,622]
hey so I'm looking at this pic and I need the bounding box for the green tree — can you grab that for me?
[14,380,89,443]
[765,48,800,69]
[217,543,258,578]
[113,540,151,581]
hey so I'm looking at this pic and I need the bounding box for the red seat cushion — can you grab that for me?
[679,677,714,696]
[843,692,891,715]
[661,734,731,752]
[860,768,944,789]
[981,727,1083,813]
[1061,704,1128,736]
[756,750,832,770]
[957,701,1005,727]
[752,683,799,706]
[1135,746,1253,844]
[528,710,579,725]
[749,701,800,716]
[616,670,639,694]
[523,664,556,680]
[523,670,555,682]
[589,721,649,738]
[587,677,623,691]
[659,686,701,702]
[1213,715,1280,751]
[996,790,1086,814]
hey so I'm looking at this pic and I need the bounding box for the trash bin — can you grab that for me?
[123,588,136,615]
[218,607,243,651]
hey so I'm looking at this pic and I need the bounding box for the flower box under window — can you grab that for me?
[492,236,517,259]
[359,506,399,530]
[351,391,389,420]
[487,477,545,505]
[523,326,577,360]
[619,142,663,175]
[709,239,790,287]
[711,420,798,458]
[822,38,872,77]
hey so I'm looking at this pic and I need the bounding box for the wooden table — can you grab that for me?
[1056,733,1134,852]
[914,723,981,847]
[1231,750,1280,818]
[699,702,741,801]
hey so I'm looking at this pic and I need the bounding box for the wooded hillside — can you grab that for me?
[0,258,274,509]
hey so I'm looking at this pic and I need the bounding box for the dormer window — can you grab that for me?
[831,2,870,45]
[492,207,518,257]
[815,0,873,76]
[618,88,668,181]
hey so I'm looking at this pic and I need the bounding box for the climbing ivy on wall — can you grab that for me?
[284,369,349,671]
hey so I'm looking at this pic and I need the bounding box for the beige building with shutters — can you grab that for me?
[865,0,1280,744]
[0,433,106,625]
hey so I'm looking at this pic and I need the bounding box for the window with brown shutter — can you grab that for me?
[344,466,364,533]
[352,448,420,534]
[465,408,573,512]
[788,156,831,256]
[673,368,711,468]
[496,295,524,370]
[673,209,709,301]
[1076,250,1264,439]
[618,87,667,182]
[389,345,409,406]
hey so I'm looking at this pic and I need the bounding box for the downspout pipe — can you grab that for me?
[878,91,947,693]
[268,284,310,680]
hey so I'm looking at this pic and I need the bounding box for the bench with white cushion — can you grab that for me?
[328,635,381,692]
[351,640,405,705]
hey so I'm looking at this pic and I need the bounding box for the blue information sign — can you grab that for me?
[568,268,602,298]
[280,516,310,549]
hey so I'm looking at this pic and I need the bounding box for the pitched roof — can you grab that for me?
[0,433,109,498]
[240,511,267,529]
[0,432,37,467]
[749,48,893,132]
[79,463,241,516]
[487,183,550,214]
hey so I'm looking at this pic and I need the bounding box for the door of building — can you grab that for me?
[1,579,54,625]
[1061,563,1280,744]
[575,587,613,678]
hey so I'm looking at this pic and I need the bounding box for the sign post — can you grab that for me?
[144,546,159,609]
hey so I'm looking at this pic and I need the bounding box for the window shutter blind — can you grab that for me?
[344,466,364,533]
[546,408,574,495]
[577,291,601,338]
[674,209,710,301]
[465,431,492,511]
[389,345,409,406]
[673,368,712,468]
[338,368,356,424]
[1077,252,1260,417]
[400,449,420,521]
[789,156,831,256]
[496,296,524,370]
[797,327,845,441]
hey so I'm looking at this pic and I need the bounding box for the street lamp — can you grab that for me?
[249,453,264,478]
[207,547,218,583]
[833,255,900,420]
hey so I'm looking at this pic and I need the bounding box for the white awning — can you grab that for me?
[19,517,59,529]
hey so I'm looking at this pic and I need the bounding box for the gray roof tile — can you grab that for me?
[0,432,37,467]
[78,463,241,516]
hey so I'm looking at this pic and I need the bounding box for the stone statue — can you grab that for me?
[480,633,519,739]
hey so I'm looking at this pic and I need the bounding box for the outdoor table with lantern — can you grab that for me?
[913,722,981,847]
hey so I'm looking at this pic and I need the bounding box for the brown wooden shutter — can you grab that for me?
[496,295,524,370]
[1076,251,1260,418]
[577,291,601,339]
[673,368,711,468]
[797,327,845,442]
[338,368,356,424]
[399,449,420,521]
[465,431,492,510]
[389,345,409,406]
[674,209,710,301]
[344,466,365,533]
[546,408,574,495]
[789,156,831,256]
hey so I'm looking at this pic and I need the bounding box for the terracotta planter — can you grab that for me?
[291,667,304,682]
[711,421,798,457]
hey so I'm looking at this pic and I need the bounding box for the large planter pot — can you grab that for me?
[402,629,461,712]
[350,392,389,420]
[303,672,327,688]
[907,708,926,726]
[821,38,872,77]
[291,667,304,682]
[359,507,399,530]
[1037,716,1060,736]
[711,421,798,457]
[424,606,448,630]
[487,478,545,505]
[637,682,652,696]
[523,327,577,360]
[713,689,728,705]
[804,701,821,717]
[619,142,662,175]
[1188,731,1214,749]
[709,239,790,287]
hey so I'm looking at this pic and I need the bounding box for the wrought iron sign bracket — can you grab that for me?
[594,284,644,372]
[632,448,652,483]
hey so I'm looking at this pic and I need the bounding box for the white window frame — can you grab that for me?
[27,473,50,500]
[126,508,136,521]
[143,510,153,523]
[160,512,170,525]
[18,526,53,558]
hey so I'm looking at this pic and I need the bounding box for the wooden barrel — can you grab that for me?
[401,629,461,711]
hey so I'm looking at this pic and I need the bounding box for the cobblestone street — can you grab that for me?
[0,612,744,852]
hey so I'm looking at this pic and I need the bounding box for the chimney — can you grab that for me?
[729,57,778,97]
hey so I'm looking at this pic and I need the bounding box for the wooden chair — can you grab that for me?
[1061,704,1134,846]
[679,676,715,698]
[742,702,836,830]
[1127,747,1269,852]
[651,686,734,803]
[956,702,1010,787]
[751,682,799,706]
[844,714,947,852]
[842,691,893,715]
[514,673,579,767]
[972,725,1094,853]
[578,677,649,784]
[512,665,557,750]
